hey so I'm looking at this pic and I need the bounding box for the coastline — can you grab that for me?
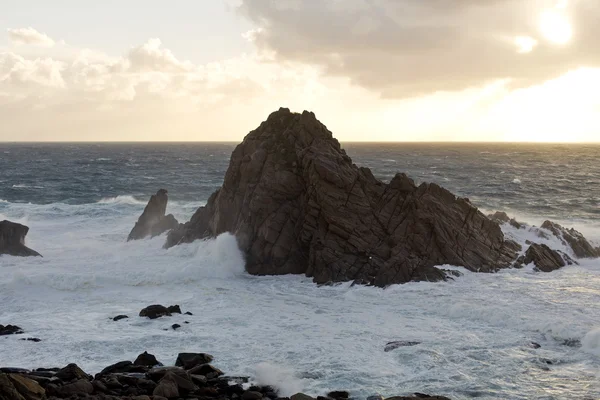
[0,351,451,400]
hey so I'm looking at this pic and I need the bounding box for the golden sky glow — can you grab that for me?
[0,0,599,143]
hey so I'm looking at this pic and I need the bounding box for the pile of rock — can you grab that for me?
[0,352,450,400]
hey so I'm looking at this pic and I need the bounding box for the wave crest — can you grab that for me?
[97,195,146,205]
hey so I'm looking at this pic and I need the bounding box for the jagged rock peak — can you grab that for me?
[166,108,520,286]
[127,189,179,241]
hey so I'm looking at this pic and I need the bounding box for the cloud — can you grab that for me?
[238,0,600,97]
[7,27,56,47]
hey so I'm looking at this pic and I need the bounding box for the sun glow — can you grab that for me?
[539,9,572,44]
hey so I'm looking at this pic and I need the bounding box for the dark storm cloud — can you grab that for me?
[239,0,600,96]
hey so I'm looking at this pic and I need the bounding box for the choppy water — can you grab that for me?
[1,143,599,399]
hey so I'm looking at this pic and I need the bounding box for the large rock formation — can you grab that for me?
[0,220,42,257]
[128,189,179,241]
[166,108,520,286]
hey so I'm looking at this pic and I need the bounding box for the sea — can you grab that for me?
[1,142,599,400]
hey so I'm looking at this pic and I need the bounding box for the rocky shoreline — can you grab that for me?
[0,351,450,400]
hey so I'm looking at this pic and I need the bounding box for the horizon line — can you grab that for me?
[1,140,600,145]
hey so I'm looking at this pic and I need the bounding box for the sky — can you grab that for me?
[1,0,599,142]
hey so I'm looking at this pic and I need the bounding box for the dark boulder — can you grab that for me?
[113,315,129,321]
[327,391,349,399]
[541,220,600,258]
[166,109,519,286]
[0,220,41,257]
[167,305,182,314]
[133,351,161,367]
[175,353,214,370]
[54,363,90,382]
[139,305,171,319]
[0,324,23,336]
[515,243,576,272]
[127,189,179,241]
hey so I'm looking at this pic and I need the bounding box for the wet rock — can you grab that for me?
[541,220,600,258]
[515,243,576,272]
[153,377,179,399]
[127,189,179,241]
[92,379,108,393]
[95,361,139,379]
[147,367,189,383]
[54,363,90,382]
[175,353,214,370]
[0,373,26,400]
[184,311,193,316]
[55,378,94,396]
[0,324,24,336]
[133,351,161,367]
[113,315,129,321]
[529,342,541,349]
[171,324,181,330]
[188,364,223,378]
[384,341,421,352]
[0,220,42,257]
[19,338,41,342]
[139,305,171,319]
[7,374,45,400]
[291,393,316,400]
[367,395,384,400]
[243,391,264,400]
[166,109,519,286]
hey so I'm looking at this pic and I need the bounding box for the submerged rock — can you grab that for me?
[127,189,179,241]
[515,243,576,272]
[0,220,42,257]
[166,108,519,286]
[384,341,421,352]
[139,305,172,319]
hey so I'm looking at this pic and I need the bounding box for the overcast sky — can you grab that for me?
[1,0,599,142]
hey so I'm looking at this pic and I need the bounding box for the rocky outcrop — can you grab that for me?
[166,108,519,286]
[490,211,599,271]
[0,352,454,399]
[515,243,577,272]
[540,220,600,258]
[127,189,179,241]
[0,220,41,257]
